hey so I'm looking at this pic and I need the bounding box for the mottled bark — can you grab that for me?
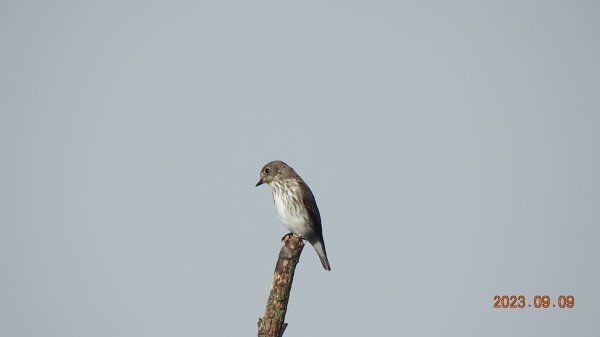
[257,234,305,337]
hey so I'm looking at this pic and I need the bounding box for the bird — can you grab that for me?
[256,160,331,271]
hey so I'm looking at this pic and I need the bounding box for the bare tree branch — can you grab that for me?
[257,235,305,337]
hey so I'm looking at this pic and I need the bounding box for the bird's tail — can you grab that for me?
[311,240,331,271]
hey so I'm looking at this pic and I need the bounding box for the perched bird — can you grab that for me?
[256,160,331,271]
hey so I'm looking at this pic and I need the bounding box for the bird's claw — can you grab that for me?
[281,233,293,242]
[281,233,303,242]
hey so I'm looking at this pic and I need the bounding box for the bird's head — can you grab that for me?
[256,160,289,186]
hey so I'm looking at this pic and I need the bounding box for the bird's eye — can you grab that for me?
[264,168,270,174]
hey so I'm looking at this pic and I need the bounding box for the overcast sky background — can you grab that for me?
[1,1,599,337]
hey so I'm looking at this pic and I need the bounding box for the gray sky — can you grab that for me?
[1,1,599,336]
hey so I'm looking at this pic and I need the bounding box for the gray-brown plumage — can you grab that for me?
[256,160,331,271]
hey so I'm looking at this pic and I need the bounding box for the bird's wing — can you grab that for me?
[298,180,323,236]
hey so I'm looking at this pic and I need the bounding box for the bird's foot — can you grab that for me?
[281,232,303,242]
[281,232,294,242]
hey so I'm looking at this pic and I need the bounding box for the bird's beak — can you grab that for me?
[255,178,264,187]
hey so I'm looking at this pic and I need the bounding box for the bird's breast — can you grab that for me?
[271,181,311,235]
